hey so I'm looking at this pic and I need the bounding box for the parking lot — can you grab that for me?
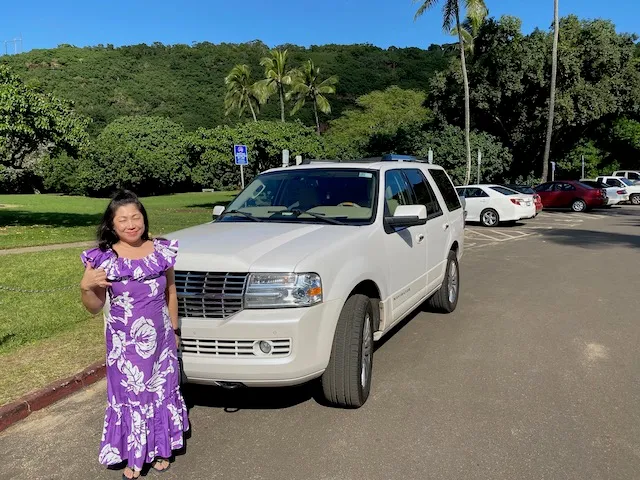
[1,206,639,480]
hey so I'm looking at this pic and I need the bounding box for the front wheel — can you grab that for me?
[427,250,460,313]
[571,199,587,212]
[321,294,374,408]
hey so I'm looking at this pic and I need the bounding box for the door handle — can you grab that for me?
[443,224,449,230]
[417,234,425,243]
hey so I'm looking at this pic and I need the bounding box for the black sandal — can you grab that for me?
[151,458,171,473]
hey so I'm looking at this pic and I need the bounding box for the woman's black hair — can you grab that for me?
[97,189,150,252]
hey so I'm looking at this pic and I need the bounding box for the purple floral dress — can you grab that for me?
[80,238,189,471]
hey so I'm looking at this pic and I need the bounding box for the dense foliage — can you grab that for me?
[1,14,639,196]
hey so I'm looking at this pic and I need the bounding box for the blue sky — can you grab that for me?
[0,0,637,54]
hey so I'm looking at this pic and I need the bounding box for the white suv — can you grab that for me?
[169,158,465,408]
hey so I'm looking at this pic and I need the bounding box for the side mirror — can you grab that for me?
[385,205,427,229]
[212,205,225,219]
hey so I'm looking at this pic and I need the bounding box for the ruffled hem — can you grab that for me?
[98,386,189,469]
[81,238,178,282]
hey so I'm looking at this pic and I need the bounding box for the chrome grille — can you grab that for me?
[181,338,292,357]
[175,271,248,319]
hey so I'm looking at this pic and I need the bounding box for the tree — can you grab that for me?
[0,65,89,171]
[324,86,432,159]
[257,49,296,122]
[287,60,338,134]
[542,0,560,182]
[85,116,189,196]
[414,0,487,185]
[224,64,263,122]
[186,120,324,189]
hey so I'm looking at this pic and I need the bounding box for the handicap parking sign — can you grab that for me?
[234,145,248,165]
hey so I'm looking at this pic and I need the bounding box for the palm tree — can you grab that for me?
[542,0,559,182]
[223,64,262,122]
[287,60,338,134]
[414,0,487,186]
[449,8,487,55]
[257,49,295,122]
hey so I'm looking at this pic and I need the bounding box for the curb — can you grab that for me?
[0,361,106,433]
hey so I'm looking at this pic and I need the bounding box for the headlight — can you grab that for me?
[245,273,322,309]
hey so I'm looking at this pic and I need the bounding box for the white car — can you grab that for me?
[580,179,629,206]
[612,170,640,182]
[455,184,536,227]
[169,158,465,408]
[597,176,640,205]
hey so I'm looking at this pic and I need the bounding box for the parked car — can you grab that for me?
[596,176,640,205]
[455,184,536,227]
[503,184,544,215]
[580,179,629,206]
[612,170,640,182]
[533,180,606,212]
[170,157,465,408]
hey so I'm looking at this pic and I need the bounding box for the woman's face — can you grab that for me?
[113,203,145,244]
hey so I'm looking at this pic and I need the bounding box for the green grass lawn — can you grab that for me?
[0,191,237,249]
[0,191,238,405]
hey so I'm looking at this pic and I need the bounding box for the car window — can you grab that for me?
[535,183,555,192]
[490,186,518,196]
[605,178,624,187]
[384,170,413,216]
[626,172,640,180]
[428,169,462,211]
[556,183,576,191]
[456,187,466,197]
[620,178,634,186]
[465,187,489,198]
[404,169,443,219]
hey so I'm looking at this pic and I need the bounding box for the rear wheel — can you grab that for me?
[321,294,374,408]
[571,199,587,212]
[630,194,640,205]
[427,250,460,314]
[480,208,499,227]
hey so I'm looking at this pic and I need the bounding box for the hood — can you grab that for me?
[165,221,366,273]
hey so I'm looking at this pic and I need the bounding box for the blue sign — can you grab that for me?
[234,145,248,165]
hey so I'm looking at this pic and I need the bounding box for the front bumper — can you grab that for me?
[178,299,344,387]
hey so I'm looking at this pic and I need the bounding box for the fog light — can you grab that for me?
[259,341,272,354]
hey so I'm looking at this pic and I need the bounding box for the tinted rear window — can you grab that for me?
[429,169,462,212]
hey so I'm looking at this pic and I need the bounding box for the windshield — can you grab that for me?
[620,178,635,186]
[218,168,379,225]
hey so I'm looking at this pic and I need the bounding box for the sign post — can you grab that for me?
[428,148,433,164]
[234,145,248,189]
[282,149,290,167]
[551,161,556,181]
[477,149,482,184]
[581,155,585,179]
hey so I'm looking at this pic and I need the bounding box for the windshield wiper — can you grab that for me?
[269,209,347,225]
[219,210,263,222]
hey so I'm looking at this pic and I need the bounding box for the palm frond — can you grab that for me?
[442,0,459,32]
[413,0,440,21]
[316,95,331,115]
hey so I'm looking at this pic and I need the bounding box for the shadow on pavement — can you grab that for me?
[539,228,640,249]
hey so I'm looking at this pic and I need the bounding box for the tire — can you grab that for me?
[428,250,460,314]
[480,208,499,227]
[321,294,374,409]
[571,199,587,212]
[631,194,640,205]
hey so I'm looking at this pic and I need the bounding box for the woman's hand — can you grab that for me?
[80,262,112,291]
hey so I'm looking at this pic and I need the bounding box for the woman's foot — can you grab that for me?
[122,466,140,479]
[152,458,171,472]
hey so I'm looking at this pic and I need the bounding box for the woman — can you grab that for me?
[80,189,189,479]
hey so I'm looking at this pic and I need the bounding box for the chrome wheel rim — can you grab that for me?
[448,261,458,304]
[361,313,372,389]
[632,196,640,205]
[572,201,586,212]
[483,211,497,226]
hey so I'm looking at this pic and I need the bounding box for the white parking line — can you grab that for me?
[465,229,534,241]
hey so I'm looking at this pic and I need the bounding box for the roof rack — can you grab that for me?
[298,154,431,165]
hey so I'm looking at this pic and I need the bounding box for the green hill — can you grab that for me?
[1,41,452,135]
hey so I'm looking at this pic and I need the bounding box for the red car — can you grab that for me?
[533,180,606,212]
[505,184,543,215]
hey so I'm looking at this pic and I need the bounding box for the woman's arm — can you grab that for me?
[80,263,109,314]
[165,267,179,331]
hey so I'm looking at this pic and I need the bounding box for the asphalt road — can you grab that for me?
[2,206,639,480]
